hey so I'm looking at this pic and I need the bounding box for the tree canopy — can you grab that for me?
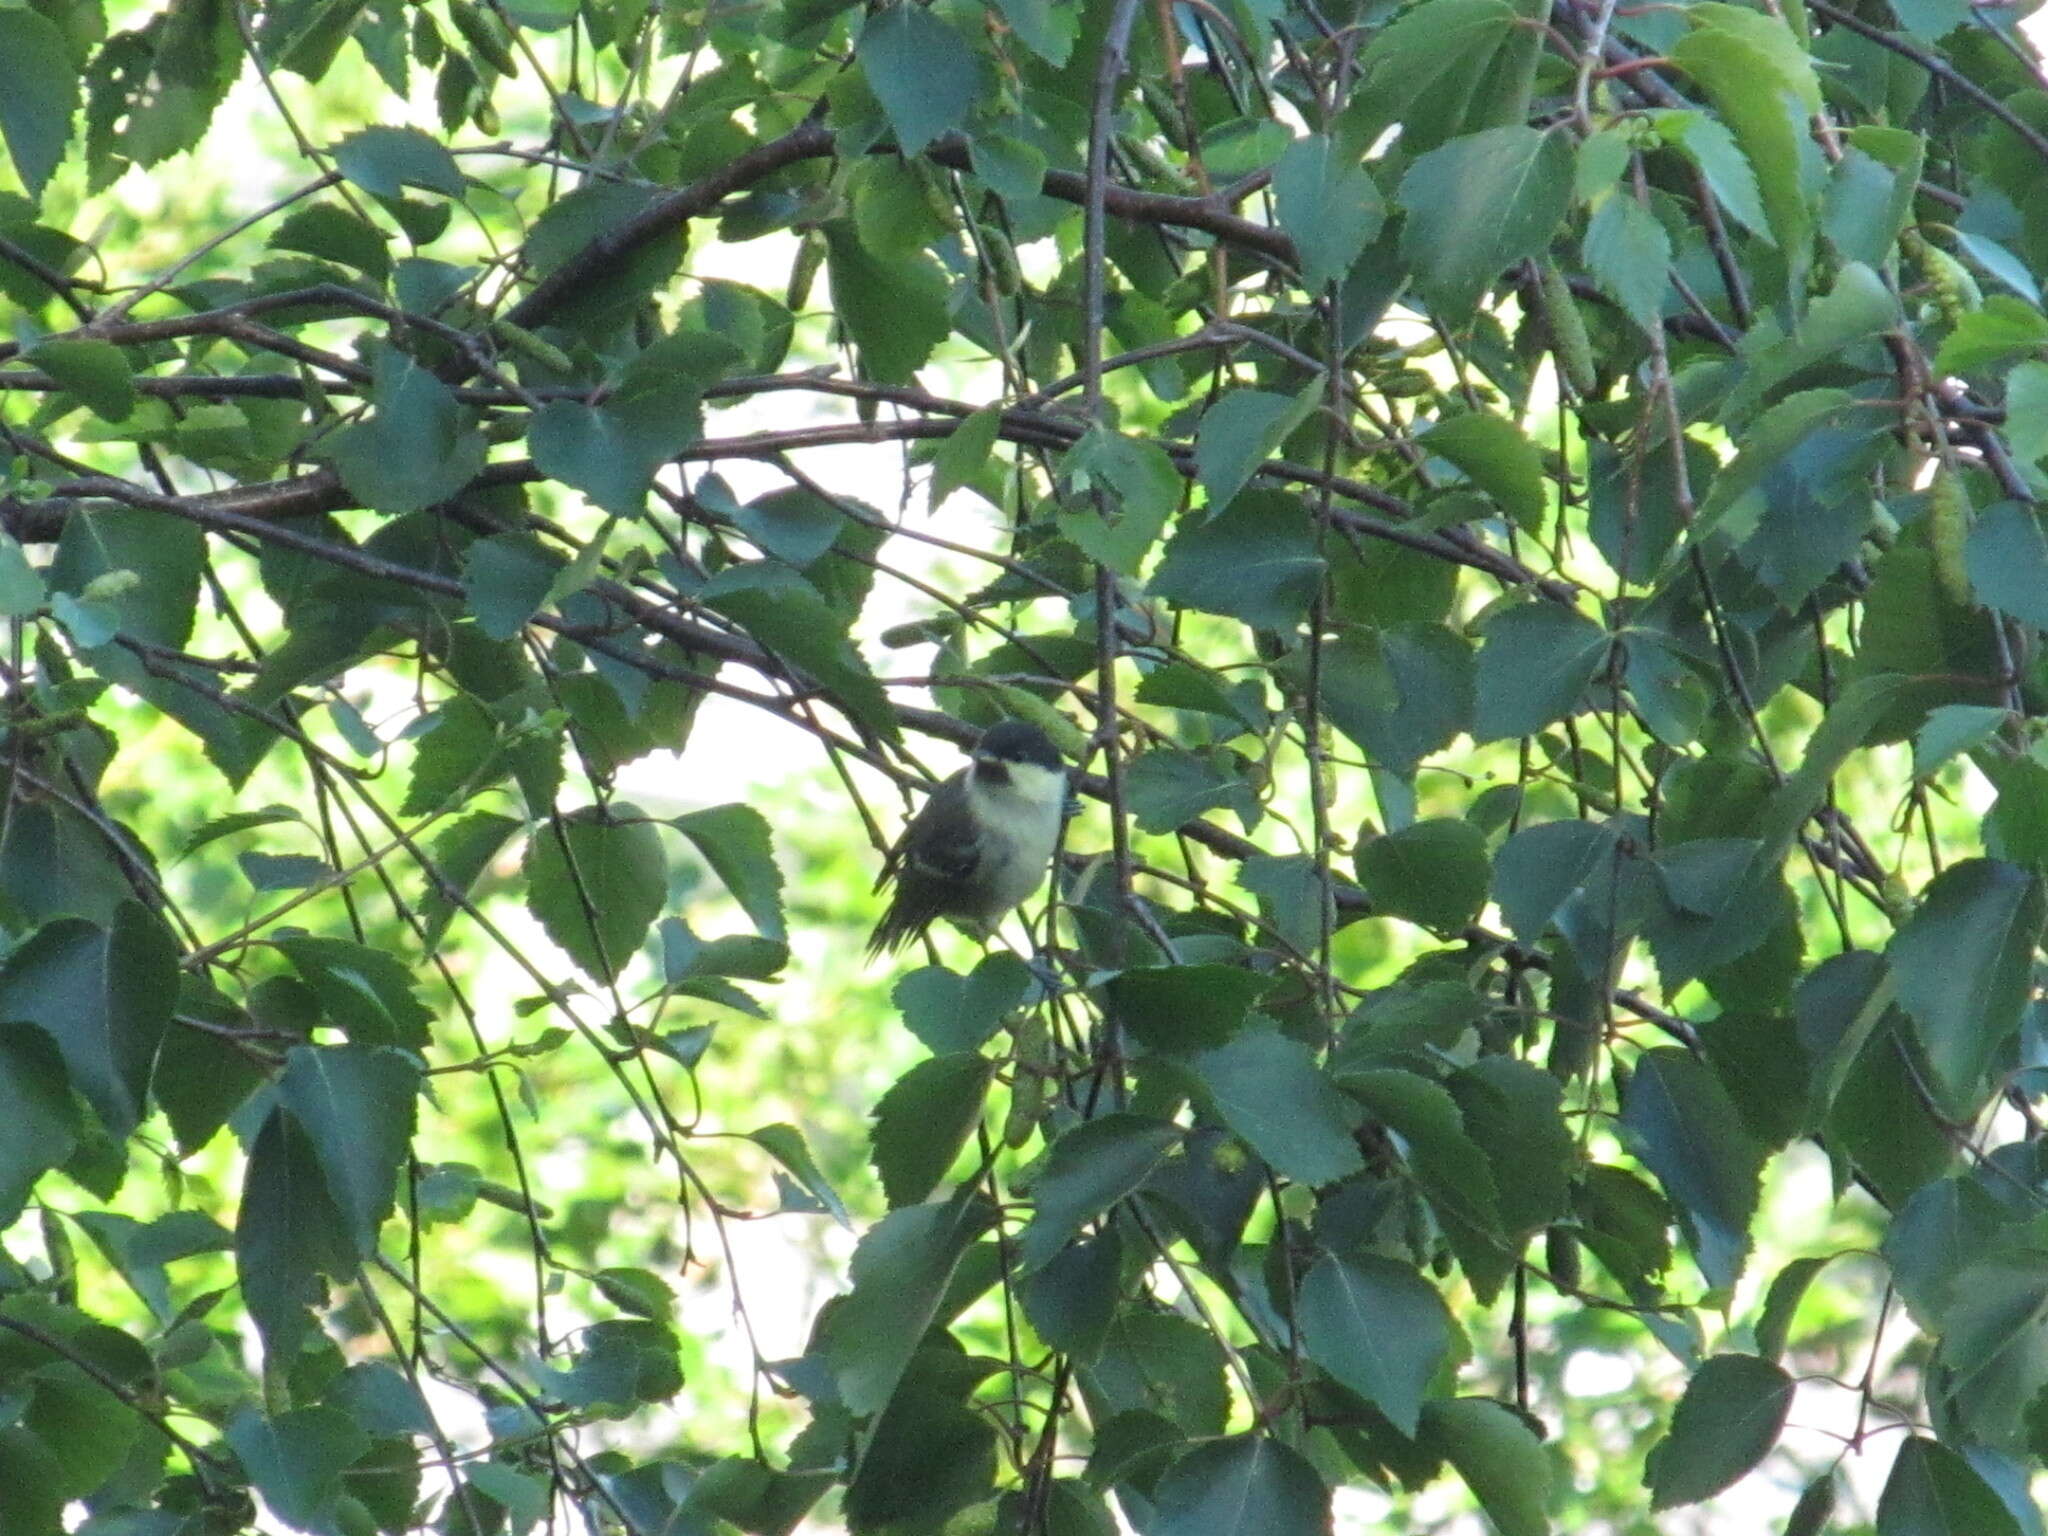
[3,0,2048,1531]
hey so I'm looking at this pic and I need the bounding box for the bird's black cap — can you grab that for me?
[974,719,1064,773]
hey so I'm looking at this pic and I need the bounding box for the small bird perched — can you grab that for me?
[867,719,1069,957]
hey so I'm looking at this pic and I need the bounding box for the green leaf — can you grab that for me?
[1188,1028,1364,1186]
[1724,262,1898,426]
[670,802,786,940]
[16,1357,143,1499]
[1298,1254,1452,1435]
[1151,490,1325,632]
[593,1266,676,1322]
[1021,1230,1121,1359]
[1645,1354,1794,1509]
[1875,1155,1982,1310]
[1754,1255,1832,1363]
[1085,1311,1231,1435]
[1913,703,2007,778]
[0,1023,80,1229]
[968,131,1049,206]
[330,124,465,198]
[823,224,951,383]
[870,1053,996,1209]
[1694,389,1856,545]
[700,562,896,741]
[524,182,684,333]
[1341,1068,1511,1300]
[750,1123,852,1228]
[1823,137,1923,268]
[1126,747,1259,834]
[1449,1055,1573,1237]
[892,953,1032,1054]
[0,11,78,200]
[1887,858,2043,1116]
[529,393,694,517]
[1398,125,1573,313]
[844,1375,998,1532]
[1827,1016,1954,1209]
[1755,674,1911,869]
[1152,1437,1331,1536]
[1200,118,1290,180]
[467,1464,547,1535]
[416,811,520,951]
[0,1427,64,1535]
[1273,134,1384,289]
[403,694,502,818]
[237,1106,353,1362]
[1020,1114,1180,1268]
[1492,819,1616,942]
[275,1044,421,1257]
[225,1406,371,1535]
[687,1458,833,1536]
[326,350,485,517]
[1356,817,1489,934]
[49,505,205,650]
[0,799,136,930]
[269,201,391,278]
[1875,1437,2021,1536]
[1966,502,2048,630]
[1238,853,1334,954]
[568,330,734,503]
[524,806,667,983]
[1319,625,1474,775]
[1936,296,2048,375]
[1473,603,1609,742]
[734,485,842,569]
[1421,412,1546,531]
[1195,389,1315,516]
[1582,194,1671,333]
[661,925,784,987]
[1106,965,1266,1052]
[858,3,978,157]
[2005,361,2048,462]
[931,405,1004,512]
[0,534,44,618]
[1136,661,1269,730]
[822,1196,994,1415]
[1618,1049,1767,1290]
[1687,4,1822,112]
[0,906,175,1139]
[1420,1398,1552,1536]
[1670,27,1814,272]
[1928,1251,2048,1447]
[182,805,305,857]
[237,851,332,891]
[542,1318,682,1413]
[25,339,135,423]
[988,0,1076,64]
[1057,427,1179,575]
[1356,0,1541,155]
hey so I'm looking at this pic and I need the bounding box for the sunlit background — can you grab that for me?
[12,0,2048,1529]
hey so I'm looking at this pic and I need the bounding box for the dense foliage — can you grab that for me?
[4,0,2048,1530]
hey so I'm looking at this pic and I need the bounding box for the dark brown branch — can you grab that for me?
[926,135,1294,267]
[498,120,1297,349]
[1806,0,2048,172]
[0,234,98,322]
[499,122,837,339]
[5,399,1567,598]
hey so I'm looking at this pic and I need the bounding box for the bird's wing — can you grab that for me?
[874,774,982,891]
[868,775,985,955]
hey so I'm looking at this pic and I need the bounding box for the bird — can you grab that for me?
[867,719,1070,958]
